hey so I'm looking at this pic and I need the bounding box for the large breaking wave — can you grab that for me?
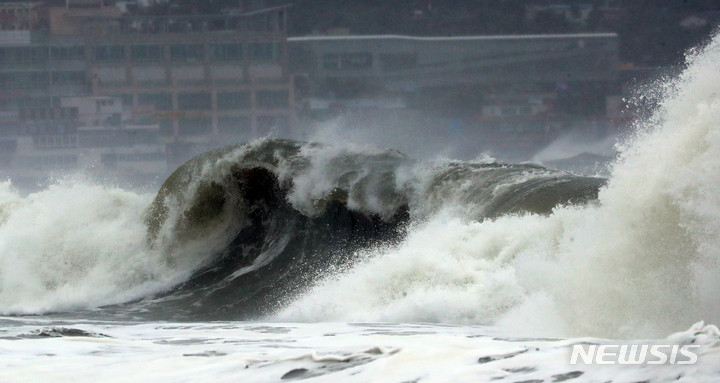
[0,139,602,324]
[2,34,720,338]
[135,138,603,321]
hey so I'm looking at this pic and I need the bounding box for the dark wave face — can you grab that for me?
[92,139,605,321]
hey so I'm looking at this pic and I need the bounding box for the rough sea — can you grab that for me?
[3,31,720,383]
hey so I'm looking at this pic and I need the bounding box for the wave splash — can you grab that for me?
[279,35,720,338]
[137,139,600,320]
[0,181,175,314]
[1,34,720,338]
[0,139,600,322]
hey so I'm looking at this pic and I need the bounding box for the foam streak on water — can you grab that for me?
[1,319,719,383]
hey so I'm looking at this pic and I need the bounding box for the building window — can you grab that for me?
[0,138,16,154]
[20,97,52,109]
[96,99,115,110]
[132,44,164,62]
[178,92,211,110]
[250,42,279,62]
[120,94,133,108]
[94,45,125,62]
[50,46,85,61]
[6,72,50,89]
[217,91,250,110]
[31,47,47,63]
[210,43,243,61]
[0,47,48,64]
[103,152,165,164]
[178,118,211,136]
[80,132,127,148]
[170,44,204,62]
[323,53,373,70]
[52,71,86,86]
[60,107,78,120]
[17,155,77,169]
[256,90,288,109]
[158,118,173,136]
[33,135,78,149]
[380,53,417,71]
[218,116,251,135]
[138,93,173,111]
[0,48,9,64]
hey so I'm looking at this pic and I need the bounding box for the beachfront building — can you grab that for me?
[289,33,620,158]
[0,95,167,188]
[289,33,618,105]
[0,0,295,168]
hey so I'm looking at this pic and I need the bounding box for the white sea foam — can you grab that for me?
[1,34,719,345]
[277,35,720,338]
[0,181,179,314]
[1,319,719,383]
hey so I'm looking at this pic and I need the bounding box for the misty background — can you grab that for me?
[0,0,718,192]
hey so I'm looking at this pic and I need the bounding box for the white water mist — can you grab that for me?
[277,35,720,338]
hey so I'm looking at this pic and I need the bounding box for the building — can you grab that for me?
[288,33,620,159]
[289,33,618,96]
[0,0,295,169]
[0,95,167,189]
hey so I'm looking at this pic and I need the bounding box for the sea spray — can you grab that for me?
[0,181,177,314]
[6,36,720,332]
[0,139,599,319]
[277,34,720,338]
